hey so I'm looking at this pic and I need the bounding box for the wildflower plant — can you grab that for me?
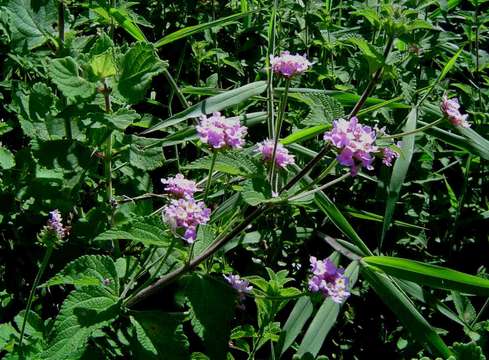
[1,1,489,360]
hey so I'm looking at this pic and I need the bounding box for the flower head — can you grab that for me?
[381,142,401,167]
[270,51,312,78]
[256,139,295,169]
[308,256,350,303]
[324,117,377,175]
[441,95,470,128]
[161,174,200,198]
[224,274,253,301]
[47,210,66,239]
[196,112,247,149]
[163,198,211,243]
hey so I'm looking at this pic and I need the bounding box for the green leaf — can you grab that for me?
[118,43,167,104]
[184,150,259,177]
[120,135,165,171]
[41,255,119,296]
[105,108,140,131]
[276,296,313,356]
[42,287,120,360]
[5,0,57,50]
[364,256,489,296]
[450,342,486,360]
[241,177,273,206]
[185,275,236,360]
[90,51,117,79]
[95,219,171,247]
[381,107,417,248]
[296,262,359,357]
[292,92,344,126]
[0,147,15,169]
[130,311,189,360]
[143,81,267,134]
[49,57,97,100]
[281,125,328,145]
[155,12,249,47]
[361,267,452,358]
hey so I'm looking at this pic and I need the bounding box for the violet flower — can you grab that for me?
[196,112,247,149]
[323,117,378,176]
[161,174,200,199]
[308,256,350,304]
[256,139,295,169]
[381,142,401,167]
[270,51,312,78]
[224,274,253,301]
[163,198,211,243]
[441,95,470,128]
[47,210,66,239]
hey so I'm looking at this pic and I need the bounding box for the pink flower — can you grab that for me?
[256,139,295,169]
[324,117,378,175]
[224,274,253,301]
[270,51,312,78]
[161,174,200,198]
[163,198,211,243]
[47,210,66,239]
[196,112,247,149]
[308,256,350,304]
[441,95,470,128]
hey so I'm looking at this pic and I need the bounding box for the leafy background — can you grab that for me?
[0,0,488,359]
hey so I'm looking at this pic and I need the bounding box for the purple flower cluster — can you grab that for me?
[224,274,253,301]
[197,112,247,149]
[270,51,312,78]
[308,256,350,304]
[382,143,401,167]
[441,95,470,128]
[163,198,211,243]
[161,174,200,199]
[47,210,66,239]
[256,139,295,169]
[324,117,378,175]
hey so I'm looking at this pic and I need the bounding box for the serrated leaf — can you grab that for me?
[184,150,259,177]
[120,135,165,170]
[450,342,486,360]
[297,93,344,126]
[241,177,272,206]
[0,147,15,169]
[118,42,166,104]
[185,275,236,360]
[41,255,119,296]
[95,220,171,247]
[49,57,97,99]
[90,51,116,79]
[42,287,120,360]
[5,0,57,50]
[130,312,189,360]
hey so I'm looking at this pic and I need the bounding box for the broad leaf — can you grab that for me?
[95,219,171,247]
[0,147,15,169]
[49,57,97,100]
[184,150,259,177]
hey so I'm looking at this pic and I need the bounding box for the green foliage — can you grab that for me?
[49,57,97,100]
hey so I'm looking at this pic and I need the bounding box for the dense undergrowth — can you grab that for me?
[0,0,489,359]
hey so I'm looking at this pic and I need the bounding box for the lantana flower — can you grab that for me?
[196,112,247,149]
[308,256,350,304]
[161,174,200,199]
[441,95,470,128]
[324,117,378,175]
[381,142,402,167]
[256,139,295,169]
[163,198,211,243]
[270,51,312,78]
[224,274,253,301]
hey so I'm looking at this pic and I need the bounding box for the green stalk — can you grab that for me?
[204,151,218,202]
[381,118,444,139]
[266,0,279,138]
[269,78,290,186]
[288,172,350,202]
[18,245,54,355]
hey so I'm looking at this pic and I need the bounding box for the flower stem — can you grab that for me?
[18,244,54,356]
[381,118,444,139]
[204,151,218,202]
[269,78,291,187]
[288,172,350,202]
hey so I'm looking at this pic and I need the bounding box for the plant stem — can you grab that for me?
[163,68,190,109]
[293,159,338,194]
[58,0,65,49]
[125,205,266,306]
[288,172,350,202]
[18,245,54,356]
[348,36,394,118]
[381,118,444,139]
[269,78,290,186]
[204,151,218,201]
[266,0,279,138]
